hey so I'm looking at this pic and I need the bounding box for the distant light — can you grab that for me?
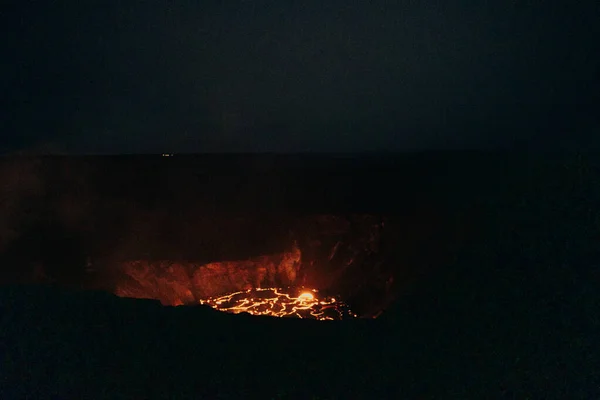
[161,153,174,157]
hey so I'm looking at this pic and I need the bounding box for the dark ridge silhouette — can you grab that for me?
[0,152,598,397]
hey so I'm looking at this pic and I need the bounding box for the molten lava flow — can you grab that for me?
[198,288,357,320]
[298,292,314,301]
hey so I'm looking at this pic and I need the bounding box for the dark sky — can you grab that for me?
[2,1,598,153]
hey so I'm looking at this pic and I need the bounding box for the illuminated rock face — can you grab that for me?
[114,246,301,306]
[114,261,197,306]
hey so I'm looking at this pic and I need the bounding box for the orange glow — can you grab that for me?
[298,292,314,301]
[198,288,356,320]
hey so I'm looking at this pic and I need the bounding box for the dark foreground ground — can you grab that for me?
[0,153,599,398]
[0,267,596,399]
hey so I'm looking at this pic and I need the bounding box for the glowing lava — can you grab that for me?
[298,292,315,301]
[198,288,356,320]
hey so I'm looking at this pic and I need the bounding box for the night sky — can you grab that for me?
[2,1,598,154]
